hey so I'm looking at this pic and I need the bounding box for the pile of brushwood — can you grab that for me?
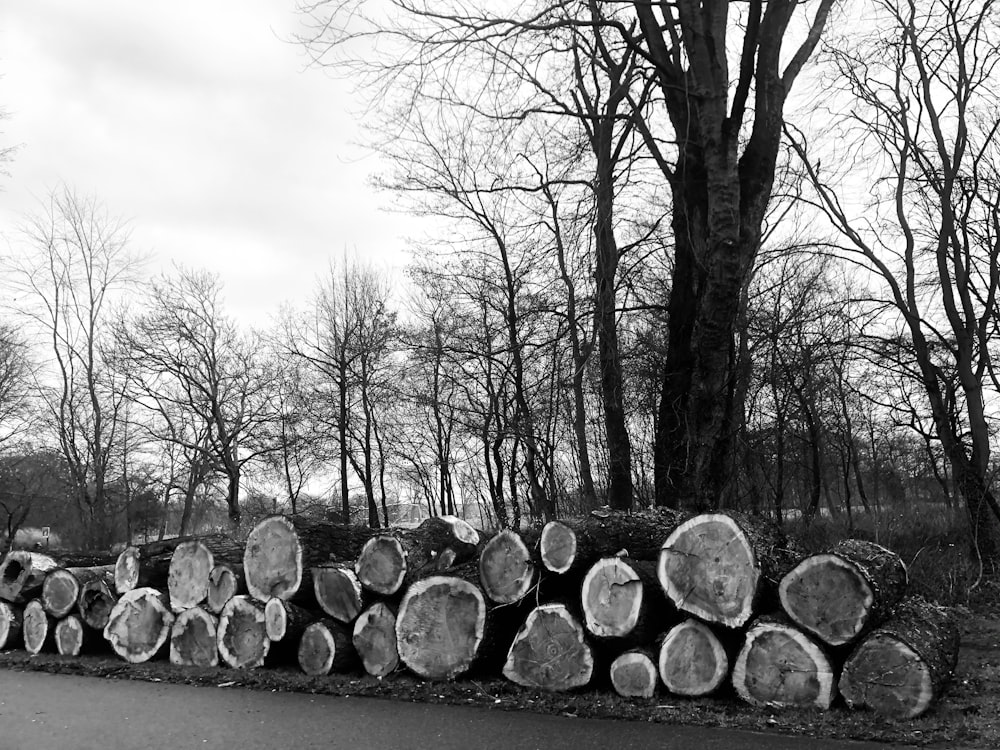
[0,509,959,719]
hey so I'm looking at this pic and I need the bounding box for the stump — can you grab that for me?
[168,540,215,612]
[206,564,245,615]
[313,564,365,624]
[78,576,118,631]
[170,606,219,668]
[658,512,787,628]
[103,587,174,663]
[658,618,729,696]
[478,529,535,605]
[581,557,665,642]
[610,650,658,698]
[41,565,115,618]
[217,595,269,668]
[395,575,486,680]
[732,617,835,710]
[503,603,593,691]
[298,619,358,676]
[839,598,959,718]
[23,599,55,654]
[352,601,399,677]
[0,601,23,649]
[779,539,908,647]
[54,614,101,656]
[0,551,60,602]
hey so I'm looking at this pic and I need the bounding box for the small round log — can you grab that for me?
[114,546,142,595]
[395,575,485,681]
[298,619,358,676]
[54,614,102,656]
[264,598,314,642]
[78,577,118,631]
[42,565,116,618]
[312,564,364,624]
[732,617,835,710]
[352,601,399,677]
[217,595,269,669]
[839,597,959,718]
[168,540,215,612]
[658,618,729,696]
[779,539,908,647]
[170,606,219,668]
[502,603,593,691]
[0,551,60,603]
[539,520,576,574]
[354,535,408,596]
[0,601,23,649]
[581,557,665,642]
[478,529,535,605]
[103,587,174,663]
[23,599,55,654]
[206,564,245,615]
[610,649,658,698]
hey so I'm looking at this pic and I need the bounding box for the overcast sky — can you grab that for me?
[1,0,417,325]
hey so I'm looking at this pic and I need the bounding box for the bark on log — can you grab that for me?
[0,551,60,603]
[581,557,668,643]
[478,530,535,605]
[657,512,791,629]
[395,574,486,680]
[206,564,245,615]
[23,599,55,654]
[352,601,399,678]
[779,539,908,647]
[610,649,658,698]
[312,564,364,624]
[115,534,240,595]
[168,540,215,612]
[54,614,102,656]
[502,603,593,691]
[78,576,118,631]
[0,601,23,649]
[839,597,959,718]
[217,595,269,669]
[103,587,174,663]
[41,565,115,618]
[732,616,836,710]
[298,619,359,676]
[658,618,729,696]
[170,606,219,668]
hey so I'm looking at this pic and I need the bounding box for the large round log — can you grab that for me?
[0,551,60,603]
[0,601,23,649]
[610,649,658,698]
[243,515,305,602]
[352,601,399,678]
[217,595,269,669]
[581,557,666,643]
[41,565,115,618]
[103,587,174,663]
[168,540,215,612]
[298,619,359,676]
[779,539,908,647]
[170,606,219,668]
[657,512,789,629]
[502,603,593,691]
[313,564,365,623]
[395,575,486,681]
[23,599,55,654]
[839,598,959,718]
[206,564,245,615]
[78,576,118,631]
[658,618,729,696]
[478,530,535,605]
[732,617,836,710]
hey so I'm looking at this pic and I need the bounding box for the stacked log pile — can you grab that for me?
[0,511,960,719]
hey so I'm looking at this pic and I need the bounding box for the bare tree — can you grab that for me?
[0,322,33,449]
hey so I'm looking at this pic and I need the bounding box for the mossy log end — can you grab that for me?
[352,601,399,678]
[779,539,908,647]
[78,577,118,631]
[103,588,174,664]
[395,575,486,681]
[217,595,269,669]
[658,618,729,697]
[732,617,836,710]
[23,599,55,655]
[839,598,959,718]
[170,607,219,668]
[610,650,658,698]
[298,619,359,676]
[0,601,23,649]
[502,603,593,691]
[313,564,364,624]
[478,530,535,605]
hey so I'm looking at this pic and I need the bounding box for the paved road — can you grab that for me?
[0,671,913,750]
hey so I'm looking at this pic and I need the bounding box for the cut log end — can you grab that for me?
[23,600,52,655]
[610,650,658,698]
[103,588,174,663]
[218,595,269,669]
[503,603,593,691]
[658,619,729,696]
[168,541,214,612]
[355,535,406,596]
[352,602,399,678]
[732,620,835,710]
[540,521,576,574]
[114,547,141,595]
[170,607,219,668]
[41,569,81,618]
[0,601,23,649]
[206,564,242,615]
[244,515,303,602]
[479,530,535,605]
[78,579,117,631]
[581,557,643,638]
[313,565,364,624]
[55,615,85,656]
[298,619,358,676]
[658,513,759,628]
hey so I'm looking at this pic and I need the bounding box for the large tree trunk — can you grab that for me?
[779,539,907,647]
[502,603,593,691]
[657,618,729,697]
[352,601,399,677]
[839,598,959,718]
[41,565,115,618]
[170,606,219,667]
[103,588,174,663]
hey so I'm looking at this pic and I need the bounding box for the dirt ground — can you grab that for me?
[1,592,997,750]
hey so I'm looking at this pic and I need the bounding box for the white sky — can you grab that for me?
[0,0,419,325]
